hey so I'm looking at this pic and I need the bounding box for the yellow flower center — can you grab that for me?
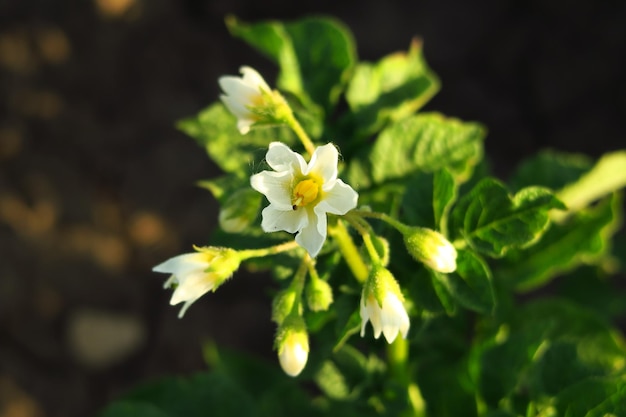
[292,179,319,210]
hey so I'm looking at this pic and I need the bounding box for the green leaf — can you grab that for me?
[116,372,260,417]
[551,376,626,417]
[344,39,439,137]
[449,179,566,258]
[431,249,494,314]
[472,299,626,409]
[498,193,619,291]
[508,150,593,192]
[198,175,262,233]
[370,113,485,184]
[555,150,626,219]
[227,16,356,113]
[400,172,435,229]
[315,360,351,400]
[178,103,295,176]
[433,168,458,233]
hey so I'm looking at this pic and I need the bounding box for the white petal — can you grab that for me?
[152,253,207,275]
[306,143,338,182]
[359,296,370,337]
[220,94,254,121]
[380,293,410,343]
[237,122,251,135]
[318,179,358,215]
[295,209,326,258]
[239,66,271,92]
[367,300,383,339]
[266,142,307,174]
[218,76,260,101]
[279,340,308,377]
[261,205,308,234]
[250,170,293,209]
[169,271,216,306]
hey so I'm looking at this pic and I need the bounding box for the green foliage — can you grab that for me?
[449,179,566,258]
[471,299,626,415]
[177,103,296,177]
[369,112,485,184]
[105,14,626,417]
[227,16,356,115]
[344,39,439,138]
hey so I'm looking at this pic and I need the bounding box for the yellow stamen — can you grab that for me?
[292,179,319,210]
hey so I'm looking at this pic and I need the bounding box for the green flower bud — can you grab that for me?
[271,287,300,325]
[403,227,457,273]
[305,277,333,312]
[218,188,262,233]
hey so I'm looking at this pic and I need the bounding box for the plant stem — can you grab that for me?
[284,112,316,156]
[351,209,409,234]
[239,240,299,260]
[329,220,369,283]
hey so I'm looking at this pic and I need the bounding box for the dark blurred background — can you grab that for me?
[0,0,624,416]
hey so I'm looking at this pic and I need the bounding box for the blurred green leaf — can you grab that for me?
[370,113,485,184]
[549,375,626,417]
[431,249,494,314]
[178,103,296,176]
[472,299,626,410]
[101,372,259,417]
[400,172,435,229]
[508,150,593,192]
[227,16,356,114]
[344,39,439,138]
[315,360,351,400]
[498,193,620,292]
[433,168,457,234]
[554,150,626,221]
[449,179,565,258]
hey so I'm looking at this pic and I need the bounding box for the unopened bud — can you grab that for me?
[305,277,333,312]
[275,316,309,377]
[218,188,262,233]
[403,227,457,273]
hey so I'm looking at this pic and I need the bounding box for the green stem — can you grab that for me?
[387,336,409,384]
[284,112,316,156]
[239,240,299,260]
[351,209,409,234]
[344,213,382,265]
[329,220,369,283]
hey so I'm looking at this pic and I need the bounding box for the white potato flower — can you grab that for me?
[360,267,410,344]
[218,66,272,134]
[250,142,358,258]
[152,247,240,318]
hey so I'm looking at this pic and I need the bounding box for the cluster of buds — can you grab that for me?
[153,66,459,377]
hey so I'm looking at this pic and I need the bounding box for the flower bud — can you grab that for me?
[271,287,300,325]
[403,227,457,273]
[218,188,262,233]
[275,316,309,377]
[360,265,410,344]
[305,277,333,312]
[153,247,241,318]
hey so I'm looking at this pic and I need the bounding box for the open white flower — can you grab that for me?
[250,142,358,258]
[360,267,410,343]
[218,66,272,134]
[152,247,240,318]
